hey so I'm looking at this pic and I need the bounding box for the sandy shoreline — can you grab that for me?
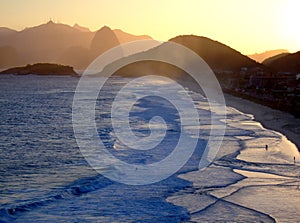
[224,93,300,151]
[169,94,300,222]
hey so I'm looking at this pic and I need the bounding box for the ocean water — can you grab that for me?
[0,75,299,222]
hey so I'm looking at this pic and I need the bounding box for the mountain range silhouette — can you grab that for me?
[0,21,299,73]
[0,21,151,69]
[248,49,289,63]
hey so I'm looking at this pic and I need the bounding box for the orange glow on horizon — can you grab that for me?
[0,0,299,55]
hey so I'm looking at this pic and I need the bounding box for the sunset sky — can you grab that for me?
[0,0,299,55]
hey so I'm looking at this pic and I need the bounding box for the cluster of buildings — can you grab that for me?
[216,67,300,117]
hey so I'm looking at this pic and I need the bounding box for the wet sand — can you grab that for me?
[224,93,300,151]
[168,94,300,222]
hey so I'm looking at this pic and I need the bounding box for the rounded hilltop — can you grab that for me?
[0,63,78,76]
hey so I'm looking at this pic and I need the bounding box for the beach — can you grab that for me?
[225,93,300,151]
[168,94,300,222]
[1,75,299,222]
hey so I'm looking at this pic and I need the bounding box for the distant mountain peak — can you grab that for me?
[0,22,153,69]
[25,20,72,32]
[169,35,261,71]
[113,29,152,43]
[99,25,112,31]
[263,51,300,73]
[0,27,17,37]
[90,25,120,57]
[47,20,54,24]
[73,23,90,32]
[248,49,289,63]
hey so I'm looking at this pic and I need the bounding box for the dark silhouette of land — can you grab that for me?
[113,35,263,77]
[0,22,299,117]
[73,23,91,32]
[168,36,300,117]
[90,26,120,57]
[0,63,78,76]
[113,29,152,44]
[0,27,17,37]
[263,51,300,73]
[110,35,299,117]
[0,21,152,69]
[169,35,263,71]
[0,46,20,68]
[262,53,290,66]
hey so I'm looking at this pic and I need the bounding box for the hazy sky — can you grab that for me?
[0,0,299,54]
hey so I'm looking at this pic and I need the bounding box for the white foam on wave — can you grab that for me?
[224,169,300,223]
[168,101,300,222]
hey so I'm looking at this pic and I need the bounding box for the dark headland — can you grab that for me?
[0,22,299,118]
[0,63,78,76]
